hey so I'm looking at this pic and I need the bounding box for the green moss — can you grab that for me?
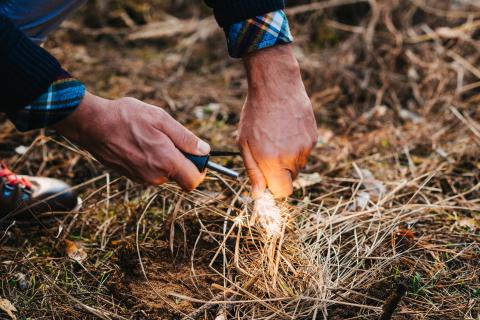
[310,24,341,49]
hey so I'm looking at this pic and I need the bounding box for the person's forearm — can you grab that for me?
[51,91,107,142]
[243,44,300,94]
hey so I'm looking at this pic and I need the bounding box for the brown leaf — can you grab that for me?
[0,298,17,320]
[396,229,415,239]
[64,239,87,263]
[458,217,479,231]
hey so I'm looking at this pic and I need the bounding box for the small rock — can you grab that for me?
[15,273,28,290]
[399,109,422,123]
[14,146,28,155]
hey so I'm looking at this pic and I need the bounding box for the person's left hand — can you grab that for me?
[238,44,317,199]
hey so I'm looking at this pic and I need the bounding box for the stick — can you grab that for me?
[379,282,408,320]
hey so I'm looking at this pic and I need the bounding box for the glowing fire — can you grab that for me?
[254,190,282,237]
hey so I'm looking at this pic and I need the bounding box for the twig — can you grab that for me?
[379,282,408,320]
[409,0,480,18]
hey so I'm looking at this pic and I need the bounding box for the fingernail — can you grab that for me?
[197,140,211,155]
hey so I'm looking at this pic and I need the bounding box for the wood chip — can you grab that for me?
[65,239,87,263]
[0,298,17,320]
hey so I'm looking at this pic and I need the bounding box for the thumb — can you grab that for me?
[240,142,266,199]
[160,112,210,155]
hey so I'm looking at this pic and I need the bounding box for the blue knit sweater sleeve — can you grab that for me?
[204,0,285,28]
[0,13,61,112]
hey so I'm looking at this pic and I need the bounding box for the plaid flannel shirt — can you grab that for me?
[7,69,85,132]
[7,9,292,131]
[226,10,292,58]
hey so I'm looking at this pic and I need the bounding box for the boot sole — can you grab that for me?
[0,197,83,229]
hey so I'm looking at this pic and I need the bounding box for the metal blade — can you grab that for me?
[206,161,239,179]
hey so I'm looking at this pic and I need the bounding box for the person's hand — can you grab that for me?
[238,45,317,198]
[52,92,210,190]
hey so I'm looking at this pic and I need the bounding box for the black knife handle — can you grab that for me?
[182,152,210,172]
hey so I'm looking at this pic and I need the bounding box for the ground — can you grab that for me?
[0,0,479,319]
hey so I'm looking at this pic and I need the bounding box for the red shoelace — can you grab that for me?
[0,162,32,189]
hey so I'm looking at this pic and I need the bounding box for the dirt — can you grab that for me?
[103,207,225,320]
[111,240,217,319]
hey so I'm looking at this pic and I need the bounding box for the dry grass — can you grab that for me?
[1,0,479,319]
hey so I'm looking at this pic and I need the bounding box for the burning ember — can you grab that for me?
[253,190,282,237]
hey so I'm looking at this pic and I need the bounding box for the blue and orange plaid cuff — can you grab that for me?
[226,10,293,58]
[7,69,85,132]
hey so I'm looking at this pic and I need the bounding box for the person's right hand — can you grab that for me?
[52,91,210,190]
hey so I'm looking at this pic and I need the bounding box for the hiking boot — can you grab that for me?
[0,162,80,226]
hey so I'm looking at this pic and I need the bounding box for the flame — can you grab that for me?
[254,190,282,237]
